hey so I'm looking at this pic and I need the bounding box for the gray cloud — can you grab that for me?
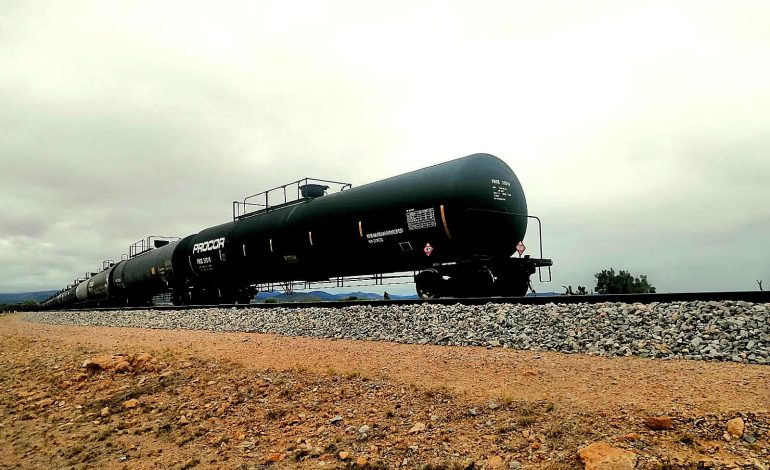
[1,1,769,294]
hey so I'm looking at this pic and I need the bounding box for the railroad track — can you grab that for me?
[55,290,770,312]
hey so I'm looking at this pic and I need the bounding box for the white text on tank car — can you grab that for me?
[192,237,225,254]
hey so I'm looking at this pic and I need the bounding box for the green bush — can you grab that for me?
[595,269,656,294]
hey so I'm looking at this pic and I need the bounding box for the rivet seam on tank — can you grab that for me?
[440,205,452,239]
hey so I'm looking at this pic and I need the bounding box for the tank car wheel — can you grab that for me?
[234,290,254,304]
[172,289,189,306]
[503,280,529,297]
[493,271,529,297]
[415,269,443,299]
[463,267,496,297]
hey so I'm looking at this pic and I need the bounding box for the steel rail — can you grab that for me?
[51,290,770,312]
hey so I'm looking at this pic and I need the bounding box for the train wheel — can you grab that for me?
[172,288,188,306]
[234,289,254,304]
[240,285,258,304]
[415,269,443,299]
[494,271,530,297]
[463,267,496,297]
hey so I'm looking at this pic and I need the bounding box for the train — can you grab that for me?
[43,153,552,308]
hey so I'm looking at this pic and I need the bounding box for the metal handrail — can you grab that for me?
[509,213,552,283]
[128,236,181,258]
[233,177,351,220]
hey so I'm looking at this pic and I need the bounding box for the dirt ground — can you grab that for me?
[1,313,768,469]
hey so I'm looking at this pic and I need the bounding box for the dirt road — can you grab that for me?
[1,314,768,469]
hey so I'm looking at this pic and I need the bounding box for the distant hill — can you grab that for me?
[527,291,560,297]
[254,290,418,303]
[253,290,561,303]
[0,291,58,305]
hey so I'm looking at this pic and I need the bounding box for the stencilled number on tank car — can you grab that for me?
[365,227,403,244]
[406,208,437,231]
[491,178,512,201]
[195,255,214,272]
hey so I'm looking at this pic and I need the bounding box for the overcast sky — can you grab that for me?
[1,0,768,294]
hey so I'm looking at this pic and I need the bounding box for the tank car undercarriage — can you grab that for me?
[414,256,543,299]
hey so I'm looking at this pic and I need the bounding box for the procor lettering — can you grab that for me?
[192,237,226,254]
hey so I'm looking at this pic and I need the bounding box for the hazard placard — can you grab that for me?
[423,243,433,256]
[516,241,526,256]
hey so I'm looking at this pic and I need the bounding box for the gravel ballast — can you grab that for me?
[26,300,770,364]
